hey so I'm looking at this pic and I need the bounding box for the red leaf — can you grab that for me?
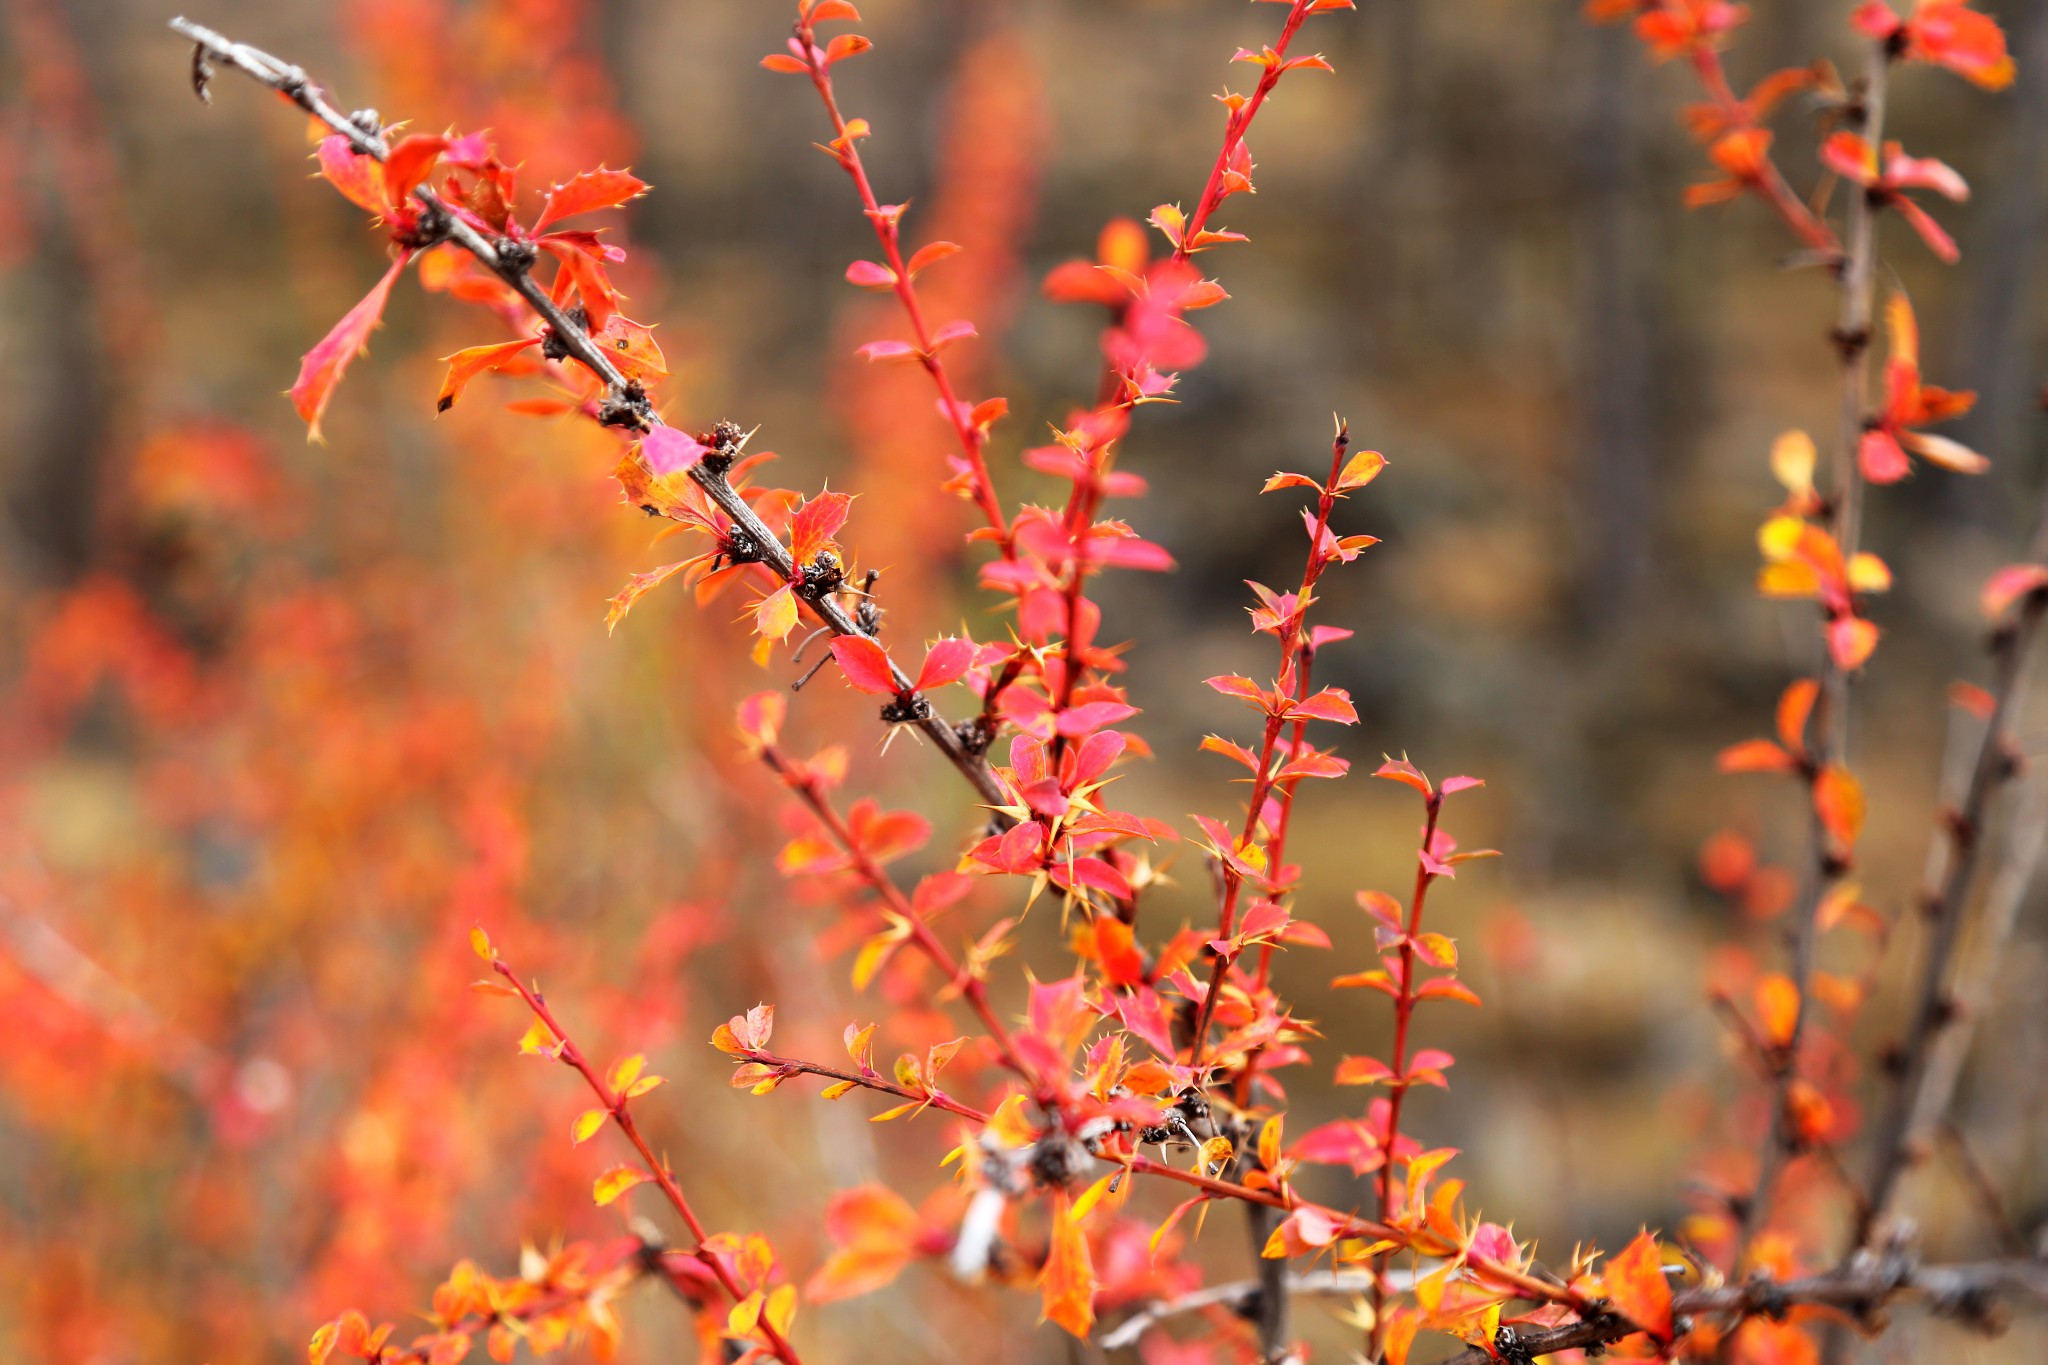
[915,637,977,691]
[791,491,854,562]
[1289,1119,1385,1176]
[291,252,411,442]
[832,637,899,695]
[533,167,649,233]
[1284,688,1357,724]
[382,133,449,204]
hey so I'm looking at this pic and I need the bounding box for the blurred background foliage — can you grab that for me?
[0,0,2044,1360]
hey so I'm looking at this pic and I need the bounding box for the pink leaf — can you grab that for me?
[291,252,412,442]
[845,259,898,290]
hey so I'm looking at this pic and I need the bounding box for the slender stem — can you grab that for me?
[1368,796,1442,1356]
[1115,1155,1589,1314]
[793,28,1013,549]
[735,1047,993,1124]
[1110,1255,2048,1357]
[759,743,1042,1095]
[1423,1257,2047,1365]
[1186,429,1354,1075]
[1173,0,1314,264]
[1860,593,2046,1239]
[1686,45,1840,256]
[492,962,804,1365]
[1740,39,1890,1256]
[168,16,1011,817]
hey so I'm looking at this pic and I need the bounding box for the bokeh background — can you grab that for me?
[1,0,2045,1360]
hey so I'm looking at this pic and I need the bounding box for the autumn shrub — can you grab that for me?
[4,1,2046,1362]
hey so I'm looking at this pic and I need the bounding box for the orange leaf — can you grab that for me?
[533,167,649,233]
[436,337,539,412]
[1038,1190,1096,1336]
[1813,765,1866,846]
[1605,1230,1674,1343]
[1755,973,1800,1048]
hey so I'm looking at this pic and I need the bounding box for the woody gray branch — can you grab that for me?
[1105,1252,2047,1361]
[168,16,1011,816]
[1856,475,2048,1244]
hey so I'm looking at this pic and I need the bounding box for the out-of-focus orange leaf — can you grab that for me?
[1038,1190,1096,1336]
[1813,765,1866,846]
[1605,1230,1673,1343]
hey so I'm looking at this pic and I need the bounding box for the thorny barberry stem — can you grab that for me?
[1741,36,1891,1257]
[1366,791,1444,1358]
[1112,1255,2048,1356]
[1173,0,1313,267]
[1686,45,1841,257]
[732,1047,993,1123]
[757,741,1046,1098]
[1859,548,2048,1242]
[791,20,1015,553]
[1187,425,1354,1075]
[1109,1155,1588,1317]
[490,958,806,1365]
[168,15,1014,822]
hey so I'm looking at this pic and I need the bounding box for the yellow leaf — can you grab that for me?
[726,1290,764,1338]
[592,1166,649,1207]
[987,1094,1036,1148]
[755,583,798,642]
[469,927,495,962]
[571,1109,607,1145]
[870,1102,917,1122]
[1757,513,1806,562]
[821,1080,857,1100]
[1414,1264,1451,1315]
[1069,1172,1119,1223]
[607,1054,645,1093]
[624,1075,665,1099]
[851,934,898,992]
[1257,1115,1283,1171]
[765,1283,798,1336]
[517,1019,561,1057]
[1770,430,1815,495]
[1198,1135,1235,1172]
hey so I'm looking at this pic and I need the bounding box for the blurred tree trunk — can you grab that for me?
[1568,18,1657,636]
[1946,1,2048,537]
